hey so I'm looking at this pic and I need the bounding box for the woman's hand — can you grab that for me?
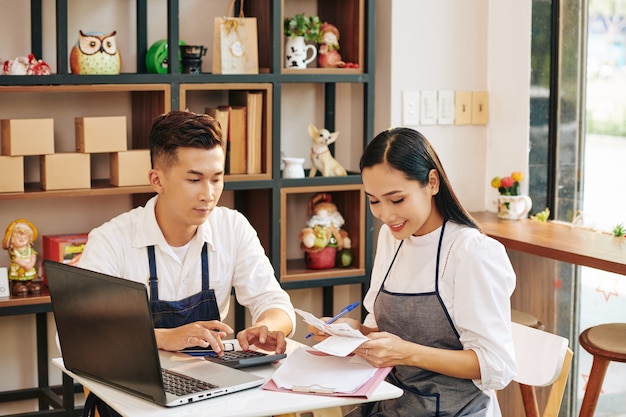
[353,331,410,368]
[155,321,233,353]
[306,317,362,341]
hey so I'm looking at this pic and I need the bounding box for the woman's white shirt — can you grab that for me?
[363,221,517,394]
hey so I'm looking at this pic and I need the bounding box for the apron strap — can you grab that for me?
[148,245,158,300]
[147,243,210,300]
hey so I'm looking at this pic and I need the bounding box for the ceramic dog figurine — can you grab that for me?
[308,124,347,177]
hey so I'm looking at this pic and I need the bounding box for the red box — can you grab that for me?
[42,233,88,284]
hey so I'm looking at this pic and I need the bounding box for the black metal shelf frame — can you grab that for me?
[3,1,376,413]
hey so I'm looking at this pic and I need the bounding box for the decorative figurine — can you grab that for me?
[3,219,41,296]
[308,124,347,177]
[299,193,352,269]
[70,30,121,75]
[318,23,345,68]
[2,54,51,75]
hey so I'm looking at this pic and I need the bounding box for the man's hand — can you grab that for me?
[237,325,287,354]
[155,321,233,354]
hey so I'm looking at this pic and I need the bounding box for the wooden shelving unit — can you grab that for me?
[0,0,375,290]
[0,1,375,414]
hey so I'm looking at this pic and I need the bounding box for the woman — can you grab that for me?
[316,128,517,416]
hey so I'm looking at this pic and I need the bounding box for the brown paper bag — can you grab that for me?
[212,1,259,74]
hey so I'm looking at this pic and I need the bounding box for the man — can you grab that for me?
[78,110,295,355]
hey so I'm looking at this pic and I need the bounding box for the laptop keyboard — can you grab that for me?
[162,368,218,396]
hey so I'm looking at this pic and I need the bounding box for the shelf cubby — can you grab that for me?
[179,83,273,181]
[280,183,365,283]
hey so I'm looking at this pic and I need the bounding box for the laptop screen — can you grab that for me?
[45,260,167,404]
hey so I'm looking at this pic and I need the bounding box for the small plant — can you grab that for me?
[284,13,322,43]
[613,223,625,237]
[530,207,550,222]
[491,171,524,196]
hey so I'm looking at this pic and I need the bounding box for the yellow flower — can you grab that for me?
[491,177,502,188]
[511,171,524,182]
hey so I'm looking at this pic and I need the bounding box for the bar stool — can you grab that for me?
[511,309,544,330]
[578,323,626,417]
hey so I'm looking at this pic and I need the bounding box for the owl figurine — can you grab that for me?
[70,30,121,75]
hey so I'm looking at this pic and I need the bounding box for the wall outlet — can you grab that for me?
[472,91,489,124]
[402,90,420,125]
[454,91,472,125]
[437,90,455,125]
[420,90,438,125]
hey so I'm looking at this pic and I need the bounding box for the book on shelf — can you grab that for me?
[229,91,263,174]
[227,105,247,175]
[205,105,230,156]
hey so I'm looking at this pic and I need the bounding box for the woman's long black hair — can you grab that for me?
[359,127,480,231]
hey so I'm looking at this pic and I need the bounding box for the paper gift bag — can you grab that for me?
[212,1,259,74]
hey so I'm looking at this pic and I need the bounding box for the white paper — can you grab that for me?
[295,308,369,356]
[271,347,378,393]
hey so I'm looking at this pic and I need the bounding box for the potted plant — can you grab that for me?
[491,171,533,220]
[283,14,322,69]
[283,13,322,43]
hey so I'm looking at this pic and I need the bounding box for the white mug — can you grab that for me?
[282,157,305,178]
[285,36,317,69]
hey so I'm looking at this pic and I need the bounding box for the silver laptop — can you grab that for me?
[45,260,264,407]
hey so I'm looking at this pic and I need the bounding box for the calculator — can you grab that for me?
[203,349,287,369]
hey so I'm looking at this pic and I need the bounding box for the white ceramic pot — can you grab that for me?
[285,36,317,69]
[497,195,533,220]
[282,157,305,178]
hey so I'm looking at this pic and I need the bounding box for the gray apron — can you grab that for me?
[368,221,490,416]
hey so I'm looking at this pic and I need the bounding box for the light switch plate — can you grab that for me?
[472,91,489,124]
[0,267,9,298]
[402,90,420,125]
[420,90,438,125]
[455,91,472,125]
[437,90,455,125]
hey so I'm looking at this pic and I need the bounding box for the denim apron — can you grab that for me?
[148,242,220,327]
[367,221,490,416]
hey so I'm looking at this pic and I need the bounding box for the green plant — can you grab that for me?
[613,223,625,237]
[283,13,322,43]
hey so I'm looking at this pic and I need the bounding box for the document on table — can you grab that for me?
[294,308,369,356]
[267,346,387,395]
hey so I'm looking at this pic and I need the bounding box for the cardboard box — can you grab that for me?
[75,116,127,153]
[0,155,24,192]
[110,149,151,186]
[42,233,89,285]
[1,118,55,156]
[40,153,90,190]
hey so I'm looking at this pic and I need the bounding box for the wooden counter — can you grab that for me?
[471,211,625,416]
[471,211,626,275]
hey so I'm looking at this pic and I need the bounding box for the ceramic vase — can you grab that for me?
[305,247,337,269]
[282,157,305,178]
[285,36,317,69]
[497,195,532,220]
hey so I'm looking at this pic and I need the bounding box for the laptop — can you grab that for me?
[44,260,265,407]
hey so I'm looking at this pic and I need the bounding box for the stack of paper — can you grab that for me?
[264,347,391,397]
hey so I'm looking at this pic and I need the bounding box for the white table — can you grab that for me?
[52,340,402,417]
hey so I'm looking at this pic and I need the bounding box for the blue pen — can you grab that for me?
[304,301,360,339]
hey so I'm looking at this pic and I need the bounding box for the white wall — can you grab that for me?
[376,0,531,212]
[0,0,533,408]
